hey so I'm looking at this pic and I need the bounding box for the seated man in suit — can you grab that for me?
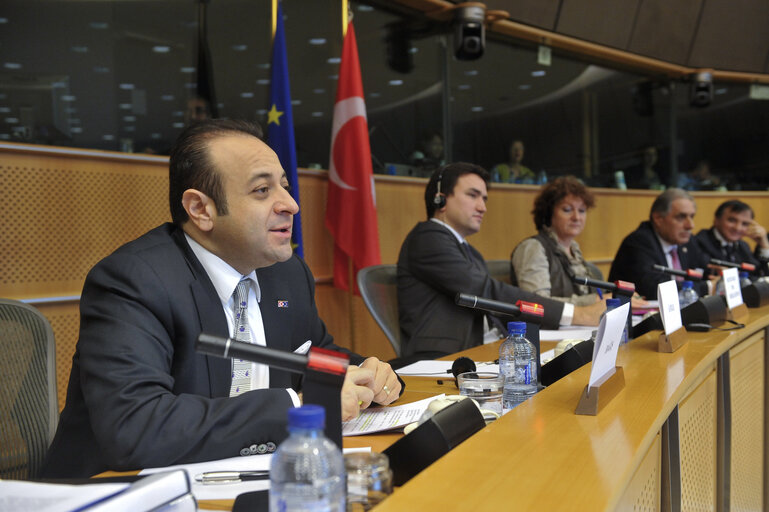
[609,188,711,299]
[42,119,401,478]
[396,163,605,359]
[695,199,769,276]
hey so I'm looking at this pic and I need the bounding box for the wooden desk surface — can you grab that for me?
[374,306,769,511]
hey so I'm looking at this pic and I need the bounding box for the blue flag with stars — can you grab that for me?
[267,3,303,258]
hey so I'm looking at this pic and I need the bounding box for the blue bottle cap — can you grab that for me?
[605,298,621,308]
[682,280,693,289]
[288,404,325,429]
[739,271,749,279]
[507,321,526,335]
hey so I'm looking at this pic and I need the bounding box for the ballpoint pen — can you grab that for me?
[194,470,270,484]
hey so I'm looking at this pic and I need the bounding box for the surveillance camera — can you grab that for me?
[453,6,485,61]
[690,71,713,108]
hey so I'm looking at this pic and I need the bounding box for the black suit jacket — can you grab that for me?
[396,221,565,357]
[609,221,709,299]
[694,228,767,276]
[42,223,361,478]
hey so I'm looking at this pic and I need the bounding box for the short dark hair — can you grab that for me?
[424,162,490,219]
[715,199,753,219]
[649,188,694,222]
[169,119,264,225]
[532,176,595,230]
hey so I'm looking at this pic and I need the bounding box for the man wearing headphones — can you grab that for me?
[397,163,605,359]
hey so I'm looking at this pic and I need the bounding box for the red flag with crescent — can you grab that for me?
[325,23,381,293]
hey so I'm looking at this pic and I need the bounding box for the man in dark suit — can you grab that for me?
[695,199,769,276]
[609,188,711,299]
[396,163,605,358]
[42,119,400,478]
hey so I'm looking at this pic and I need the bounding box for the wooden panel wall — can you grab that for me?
[3,142,769,409]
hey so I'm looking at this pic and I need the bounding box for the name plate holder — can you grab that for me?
[727,302,749,322]
[658,326,688,353]
[575,366,625,416]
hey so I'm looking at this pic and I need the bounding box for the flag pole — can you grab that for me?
[342,0,348,37]
[347,258,356,352]
[271,0,277,40]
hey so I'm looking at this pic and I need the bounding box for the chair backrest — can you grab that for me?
[357,265,402,357]
[485,259,512,284]
[0,299,58,479]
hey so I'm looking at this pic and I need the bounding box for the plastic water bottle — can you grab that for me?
[536,169,548,185]
[603,298,629,343]
[270,405,345,512]
[678,280,699,308]
[499,321,537,412]
[739,271,752,288]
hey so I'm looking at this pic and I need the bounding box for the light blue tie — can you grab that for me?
[229,279,253,397]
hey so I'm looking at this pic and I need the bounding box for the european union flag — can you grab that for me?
[267,3,303,258]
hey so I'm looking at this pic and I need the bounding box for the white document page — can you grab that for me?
[722,267,743,309]
[540,328,594,342]
[657,280,683,335]
[342,394,444,436]
[588,303,630,388]
[0,480,128,512]
[396,360,499,377]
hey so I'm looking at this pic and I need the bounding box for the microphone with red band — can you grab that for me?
[570,275,635,297]
[652,264,705,280]
[709,258,756,272]
[455,293,544,320]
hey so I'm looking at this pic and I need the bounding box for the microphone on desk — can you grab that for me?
[570,275,635,297]
[196,333,348,447]
[709,258,756,272]
[652,264,705,280]
[455,293,545,320]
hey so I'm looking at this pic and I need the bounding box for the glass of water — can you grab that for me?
[457,372,504,419]
[344,451,393,511]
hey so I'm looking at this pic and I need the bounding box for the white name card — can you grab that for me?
[588,302,630,388]
[722,267,743,309]
[657,280,683,335]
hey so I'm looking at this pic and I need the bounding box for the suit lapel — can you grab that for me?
[256,268,294,388]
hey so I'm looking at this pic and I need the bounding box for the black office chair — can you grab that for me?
[0,299,58,479]
[485,259,512,284]
[357,265,402,357]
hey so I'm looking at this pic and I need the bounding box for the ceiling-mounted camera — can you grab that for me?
[453,5,485,61]
[689,70,713,108]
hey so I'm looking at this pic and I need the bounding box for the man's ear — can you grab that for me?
[182,189,216,232]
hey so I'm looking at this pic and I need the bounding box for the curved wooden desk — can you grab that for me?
[375,307,769,511]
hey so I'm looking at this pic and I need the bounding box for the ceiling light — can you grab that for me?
[328,74,338,80]
[0,134,9,140]
[369,92,381,98]
[409,47,418,54]
[151,133,162,140]
[172,122,185,128]
[458,84,471,90]
[61,95,76,102]
[180,67,195,73]
[357,5,374,11]
[311,112,323,117]
[5,117,19,124]
[71,46,89,53]
[102,134,114,141]
[258,63,271,70]
[471,106,484,112]
[93,66,109,73]
[184,83,196,89]
[291,99,301,105]
[388,79,403,86]
[313,88,325,94]
[715,88,728,95]
[519,84,531,90]
[124,126,135,132]
[123,116,136,122]
[66,107,77,114]
[256,79,270,85]
[531,70,546,77]
[257,109,267,115]
[69,118,80,125]
[0,107,9,113]
[152,46,171,53]
[231,44,248,51]
[119,83,135,90]
[172,111,184,117]
[89,21,108,29]
[240,92,254,98]
[309,38,327,45]
[70,127,83,134]
[464,70,478,76]
[327,57,341,64]
[161,94,175,101]
[4,63,22,70]
[119,104,132,110]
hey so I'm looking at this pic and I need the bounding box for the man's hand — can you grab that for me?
[341,366,375,422]
[572,299,606,326]
[360,357,401,406]
[746,220,769,249]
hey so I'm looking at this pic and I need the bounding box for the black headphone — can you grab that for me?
[433,169,446,208]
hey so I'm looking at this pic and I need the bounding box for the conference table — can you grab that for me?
[137,305,767,511]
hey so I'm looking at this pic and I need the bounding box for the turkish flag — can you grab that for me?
[325,23,381,293]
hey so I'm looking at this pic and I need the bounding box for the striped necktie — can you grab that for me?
[230,279,253,397]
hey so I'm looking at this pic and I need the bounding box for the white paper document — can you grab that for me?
[540,328,594,342]
[657,280,683,335]
[721,267,744,309]
[396,360,499,377]
[342,394,444,436]
[0,480,128,512]
[588,303,630,388]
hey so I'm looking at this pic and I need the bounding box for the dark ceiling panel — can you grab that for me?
[688,0,769,72]
[627,0,702,66]
[487,0,561,30]
[556,0,641,50]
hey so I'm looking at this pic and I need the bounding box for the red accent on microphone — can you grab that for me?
[740,262,756,272]
[686,269,704,279]
[516,300,545,317]
[307,347,349,376]
[614,280,636,292]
